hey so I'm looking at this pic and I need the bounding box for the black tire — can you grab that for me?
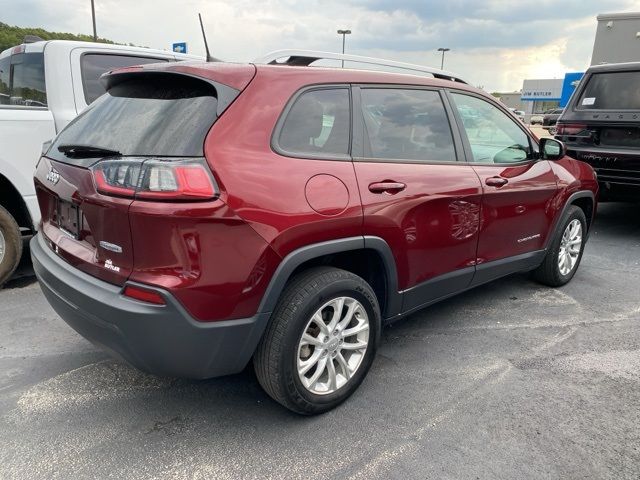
[0,205,22,288]
[533,205,587,287]
[253,267,381,415]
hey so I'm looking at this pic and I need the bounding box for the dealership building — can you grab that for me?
[499,11,639,118]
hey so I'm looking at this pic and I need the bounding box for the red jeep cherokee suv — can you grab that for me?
[31,53,598,414]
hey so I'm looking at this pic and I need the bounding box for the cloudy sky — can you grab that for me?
[1,0,638,91]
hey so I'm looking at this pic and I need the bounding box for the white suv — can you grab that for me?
[0,39,200,286]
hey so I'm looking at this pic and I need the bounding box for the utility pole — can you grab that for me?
[437,47,450,70]
[91,0,97,41]
[337,29,351,68]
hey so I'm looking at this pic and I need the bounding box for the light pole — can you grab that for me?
[90,0,97,41]
[337,29,351,68]
[437,47,450,70]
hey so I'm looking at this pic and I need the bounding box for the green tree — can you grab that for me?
[0,22,117,52]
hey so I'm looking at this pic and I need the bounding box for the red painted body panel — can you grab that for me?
[353,162,482,289]
[127,199,281,321]
[203,68,364,258]
[471,160,558,263]
[550,156,599,220]
[35,157,135,285]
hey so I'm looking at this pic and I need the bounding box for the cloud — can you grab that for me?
[362,0,631,23]
[0,0,637,91]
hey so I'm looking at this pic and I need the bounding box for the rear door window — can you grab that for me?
[0,56,9,105]
[276,88,351,158]
[360,88,456,162]
[0,52,47,107]
[577,71,640,110]
[48,74,219,166]
[81,54,169,104]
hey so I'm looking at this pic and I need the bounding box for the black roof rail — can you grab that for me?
[253,49,468,84]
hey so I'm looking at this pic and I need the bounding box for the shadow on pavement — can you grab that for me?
[592,202,640,238]
[5,237,37,289]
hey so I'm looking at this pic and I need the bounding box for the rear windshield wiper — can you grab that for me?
[57,144,122,158]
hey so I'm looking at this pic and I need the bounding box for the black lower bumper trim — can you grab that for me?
[30,233,270,379]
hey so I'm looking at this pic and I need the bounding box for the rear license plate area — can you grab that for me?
[56,200,80,238]
[600,128,640,148]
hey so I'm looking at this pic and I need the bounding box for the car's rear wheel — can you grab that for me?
[253,267,380,415]
[533,205,586,287]
[0,206,22,288]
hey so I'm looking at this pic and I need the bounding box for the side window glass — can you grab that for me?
[278,88,350,156]
[360,88,456,162]
[81,54,169,104]
[451,93,533,164]
[0,56,9,105]
[8,53,47,107]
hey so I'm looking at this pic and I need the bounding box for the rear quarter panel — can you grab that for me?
[203,69,364,257]
[127,199,282,322]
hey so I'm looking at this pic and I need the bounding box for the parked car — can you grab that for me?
[30,51,598,414]
[508,107,526,122]
[542,108,564,132]
[556,62,640,201]
[0,39,200,286]
[530,113,544,125]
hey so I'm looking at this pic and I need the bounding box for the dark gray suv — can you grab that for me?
[555,62,640,201]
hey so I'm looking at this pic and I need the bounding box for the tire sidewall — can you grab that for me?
[280,277,380,409]
[0,207,22,287]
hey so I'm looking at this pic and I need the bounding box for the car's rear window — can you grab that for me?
[81,53,170,105]
[48,74,218,166]
[577,71,640,110]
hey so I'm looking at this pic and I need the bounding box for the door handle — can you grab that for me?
[368,181,406,194]
[485,176,508,187]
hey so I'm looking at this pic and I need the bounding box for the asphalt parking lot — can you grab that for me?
[0,202,638,480]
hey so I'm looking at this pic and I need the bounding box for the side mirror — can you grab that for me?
[539,137,566,161]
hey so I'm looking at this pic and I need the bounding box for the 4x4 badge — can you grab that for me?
[46,167,60,185]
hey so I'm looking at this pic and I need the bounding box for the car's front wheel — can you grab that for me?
[254,267,380,415]
[533,205,587,287]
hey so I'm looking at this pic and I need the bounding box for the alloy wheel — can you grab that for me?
[296,296,370,395]
[558,219,582,275]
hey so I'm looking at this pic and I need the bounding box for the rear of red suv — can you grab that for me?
[31,63,281,379]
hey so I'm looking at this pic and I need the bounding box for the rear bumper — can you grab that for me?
[567,147,640,199]
[30,233,270,379]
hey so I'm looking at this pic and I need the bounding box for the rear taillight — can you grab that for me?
[91,158,217,201]
[556,123,587,136]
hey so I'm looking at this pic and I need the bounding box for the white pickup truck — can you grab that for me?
[0,39,201,286]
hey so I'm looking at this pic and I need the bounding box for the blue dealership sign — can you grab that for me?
[560,72,584,108]
[172,42,188,54]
